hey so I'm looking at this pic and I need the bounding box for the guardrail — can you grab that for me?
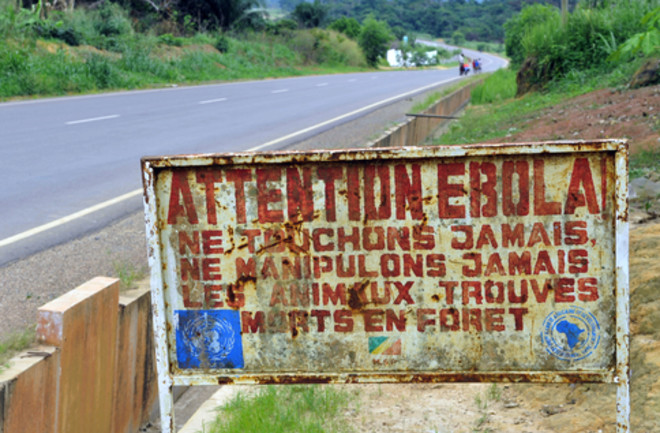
[368,78,482,148]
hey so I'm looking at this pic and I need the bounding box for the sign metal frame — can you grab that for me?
[142,140,629,432]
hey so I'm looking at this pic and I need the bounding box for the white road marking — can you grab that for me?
[348,79,357,82]
[249,76,462,152]
[271,89,289,94]
[65,114,120,125]
[316,83,329,87]
[0,189,143,247]
[0,75,463,248]
[199,98,227,104]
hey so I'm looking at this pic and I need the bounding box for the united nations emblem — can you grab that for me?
[541,306,600,361]
[175,310,244,369]
[182,313,235,361]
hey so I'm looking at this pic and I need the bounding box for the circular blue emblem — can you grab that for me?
[181,313,236,362]
[541,306,600,361]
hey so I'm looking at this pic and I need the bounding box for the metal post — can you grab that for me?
[615,142,630,433]
[142,162,176,433]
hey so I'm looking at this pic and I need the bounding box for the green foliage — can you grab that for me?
[158,33,184,46]
[435,58,638,146]
[0,1,39,38]
[208,385,354,433]
[112,259,146,290]
[95,1,133,38]
[504,3,560,66]
[267,17,298,36]
[609,6,660,61]
[506,0,658,89]
[292,0,328,29]
[630,147,660,179]
[288,28,366,66]
[34,19,81,45]
[174,0,267,31]
[328,16,361,39]
[215,34,231,52]
[451,29,465,46]
[471,68,517,105]
[358,15,392,67]
[322,0,561,43]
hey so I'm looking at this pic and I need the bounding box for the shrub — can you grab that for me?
[34,19,82,46]
[158,33,184,46]
[508,0,657,89]
[471,68,517,104]
[292,0,327,29]
[94,2,133,38]
[215,34,231,52]
[288,28,366,67]
[328,16,361,39]
[451,30,465,46]
[358,15,392,67]
[504,4,560,66]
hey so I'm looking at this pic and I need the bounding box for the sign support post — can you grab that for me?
[615,145,630,433]
[143,163,176,433]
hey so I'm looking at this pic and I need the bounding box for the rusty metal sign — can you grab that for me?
[142,140,629,432]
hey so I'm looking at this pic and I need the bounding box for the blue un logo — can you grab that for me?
[175,310,244,369]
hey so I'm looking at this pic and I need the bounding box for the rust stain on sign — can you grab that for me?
[142,140,628,385]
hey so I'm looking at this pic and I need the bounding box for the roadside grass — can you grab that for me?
[205,385,356,433]
[434,59,646,146]
[0,326,36,369]
[0,35,368,99]
[630,147,660,180]
[472,384,501,433]
[470,68,516,105]
[410,74,484,113]
[112,259,147,290]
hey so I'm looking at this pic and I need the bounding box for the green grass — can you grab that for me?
[631,148,660,180]
[0,0,370,101]
[0,326,36,368]
[470,68,517,105]
[410,75,483,113]
[434,59,644,146]
[205,385,355,433]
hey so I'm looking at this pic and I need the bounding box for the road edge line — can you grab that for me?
[0,189,143,247]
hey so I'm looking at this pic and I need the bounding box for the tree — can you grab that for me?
[358,15,392,67]
[292,0,328,28]
[174,0,266,31]
[328,16,361,38]
[504,4,560,65]
[451,29,465,46]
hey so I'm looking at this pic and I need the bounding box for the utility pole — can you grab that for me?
[562,0,568,25]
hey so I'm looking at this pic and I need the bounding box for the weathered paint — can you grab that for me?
[142,140,629,432]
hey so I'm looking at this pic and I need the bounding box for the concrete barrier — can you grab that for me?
[369,79,482,148]
[0,277,158,433]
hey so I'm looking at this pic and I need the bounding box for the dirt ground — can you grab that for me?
[339,84,660,433]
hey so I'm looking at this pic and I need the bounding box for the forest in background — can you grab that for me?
[2,0,658,99]
[13,0,561,42]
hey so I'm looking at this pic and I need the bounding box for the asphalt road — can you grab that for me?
[0,53,506,266]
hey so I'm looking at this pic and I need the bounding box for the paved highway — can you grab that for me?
[0,54,506,265]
